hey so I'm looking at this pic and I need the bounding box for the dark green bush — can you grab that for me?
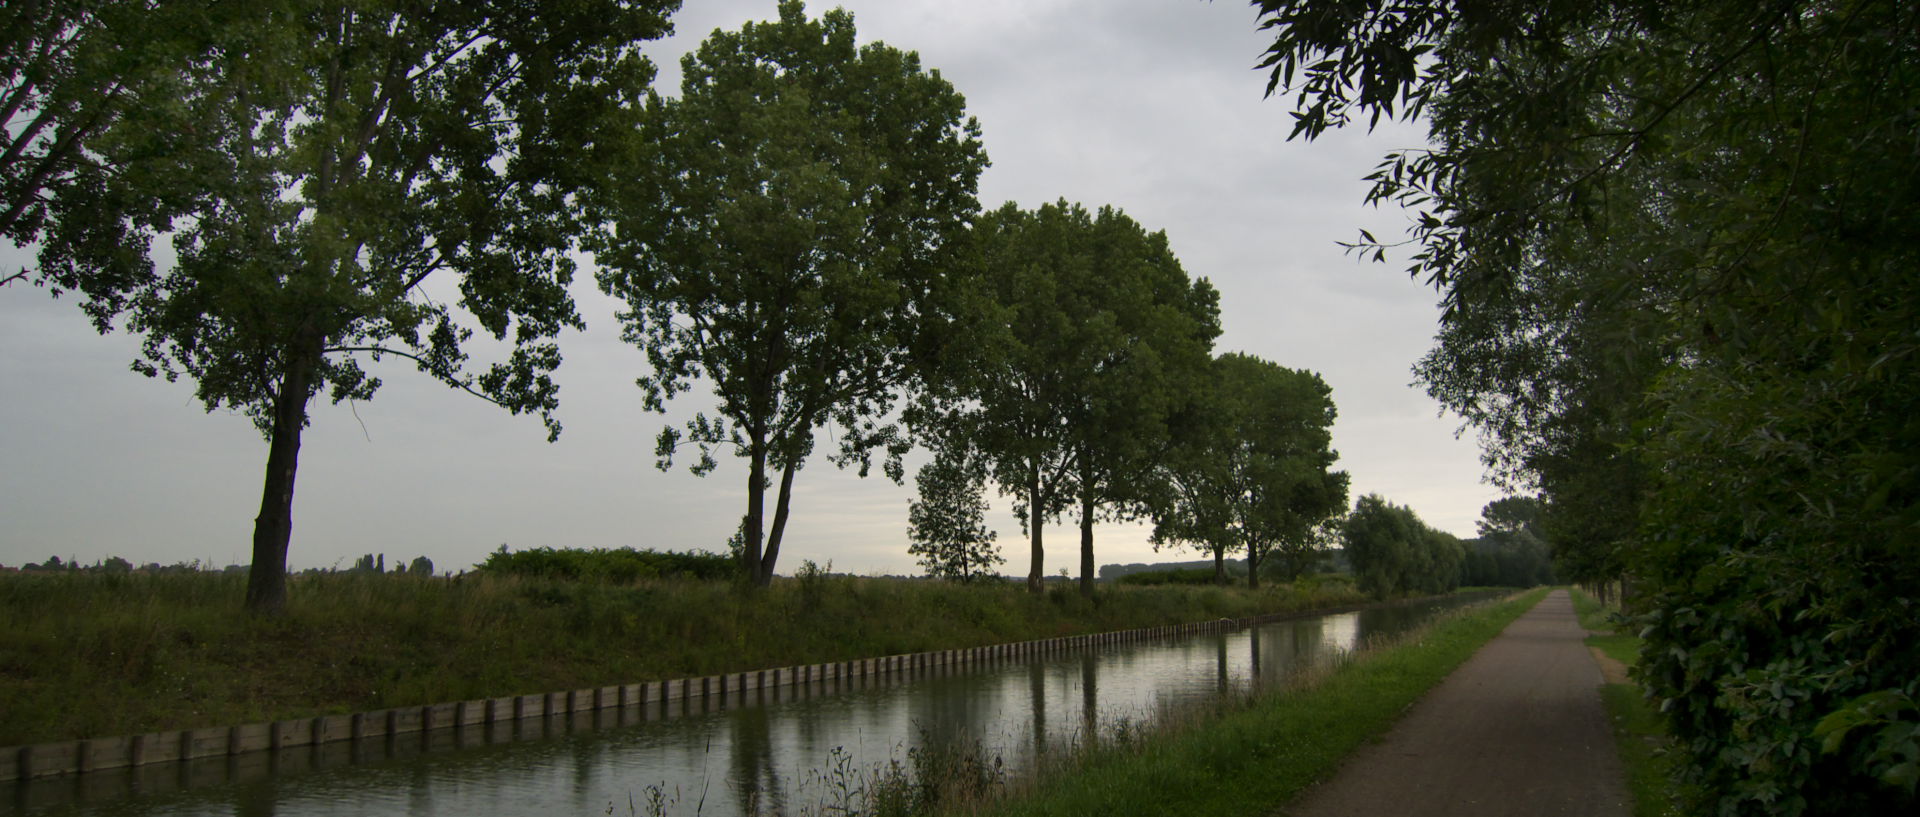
[475,546,737,583]
[1116,568,1234,586]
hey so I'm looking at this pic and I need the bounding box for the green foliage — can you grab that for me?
[1256,0,1920,812]
[594,0,986,587]
[913,199,1220,593]
[1150,352,1347,588]
[1114,568,1237,587]
[35,0,680,613]
[1460,496,1554,587]
[1,0,236,280]
[907,447,1003,581]
[1340,494,1461,599]
[475,546,737,583]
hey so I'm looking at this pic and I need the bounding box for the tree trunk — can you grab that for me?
[1078,485,1095,597]
[244,350,318,616]
[761,458,799,586]
[1213,543,1226,585]
[1247,545,1261,590]
[1027,467,1044,594]
[744,433,767,584]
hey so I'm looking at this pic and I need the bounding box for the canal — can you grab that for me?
[6,595,1481,816]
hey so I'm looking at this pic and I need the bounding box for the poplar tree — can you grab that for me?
[919,200,1219,594]
[2,0,238,293]
[39,0,679,614]
[1151,353,1347,588]
[595,1,986,586]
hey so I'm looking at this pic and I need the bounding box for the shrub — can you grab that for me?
[1116,568,1235,586]
[474,546,737,583]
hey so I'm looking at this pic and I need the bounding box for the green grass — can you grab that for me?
[0,570,1376,747]
[1569,586,1695,817]
[952,588,1550,817]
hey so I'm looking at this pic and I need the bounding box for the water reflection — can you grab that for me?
[6,596,1476,817]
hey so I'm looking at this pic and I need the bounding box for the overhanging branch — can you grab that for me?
[322,344,503,407]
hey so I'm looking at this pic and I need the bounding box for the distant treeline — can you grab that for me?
[1099,559,1244,580]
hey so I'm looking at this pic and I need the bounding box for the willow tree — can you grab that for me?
[39,0,679,614]
[1256,1,1920,810]
[594,1,986,586]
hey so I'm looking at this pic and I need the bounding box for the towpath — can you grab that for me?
[1279,589,1629,817]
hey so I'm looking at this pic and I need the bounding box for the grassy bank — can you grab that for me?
[0,570,1373,747]
[915,587,1550,817]
[1570,587,1694,817]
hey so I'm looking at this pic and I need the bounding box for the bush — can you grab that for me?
[1116,568,1236,586]
[474,546,737,583]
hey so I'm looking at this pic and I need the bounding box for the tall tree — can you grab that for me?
[1151,352,1347,588]
[916,200,1218,594]
[1148,362,1239,584]
[594,0,987,586]
[39,0,679,615]
[1255,1,1920,811]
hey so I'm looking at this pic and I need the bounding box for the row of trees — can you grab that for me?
[6,3,1348,609]
[1340,494,1462,599]
[901,203,1349,592]
[1253,0,1920,812]
[1459,496,1553,589]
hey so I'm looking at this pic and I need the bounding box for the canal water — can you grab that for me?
[6,595,1479,816]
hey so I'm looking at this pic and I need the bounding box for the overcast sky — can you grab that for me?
[0,0,1503,576]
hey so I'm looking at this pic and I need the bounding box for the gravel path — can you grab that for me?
[1279,589,1630,817]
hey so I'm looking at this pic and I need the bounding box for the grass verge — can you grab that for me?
[0,570,1382,746]
[946,587,1550,817]
[1569,586,1694,817]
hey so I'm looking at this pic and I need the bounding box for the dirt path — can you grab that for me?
[1279,589,1629,817]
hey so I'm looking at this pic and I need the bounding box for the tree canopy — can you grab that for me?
[1255,0,1920,811]
[594,0,987,586]
[36,0,679,614]
[906,445,1002,582]
[1150,352,1347,587]
[1340,494,1462,599]
[3,1,213,289]
[914,199,1219,594]
[1460,496,1553,588]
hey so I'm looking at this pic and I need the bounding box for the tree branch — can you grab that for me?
[321,344,502,406]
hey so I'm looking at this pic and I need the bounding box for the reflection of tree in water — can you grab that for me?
[1028,660,1047,756]
[910,670,994,755]
[1080,653,1099,736]
[413,742,440,816]
[1216,634,1229,693]
[569,720,604,814]
[728,702,785,816]
[1251,616,1330,685]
